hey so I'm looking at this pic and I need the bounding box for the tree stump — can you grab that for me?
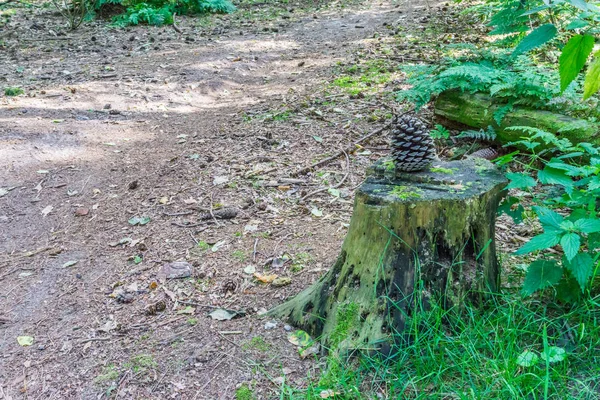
[269,157,508,353]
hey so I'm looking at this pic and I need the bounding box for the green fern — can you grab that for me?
[106,0,235,26]
[457,126,497,142]
[396,51,590,120]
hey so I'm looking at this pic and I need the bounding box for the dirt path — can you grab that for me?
[0,1,430,398]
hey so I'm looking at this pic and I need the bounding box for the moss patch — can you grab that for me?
[430,166,456,174]
[389,185,422,200]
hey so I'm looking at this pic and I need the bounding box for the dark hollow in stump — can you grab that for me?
[269,157,508,353]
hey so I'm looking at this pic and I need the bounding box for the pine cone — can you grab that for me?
[199,208,238,220]
[467,147,498,160]
[390,114,436,172]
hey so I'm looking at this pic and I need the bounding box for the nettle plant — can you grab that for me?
[488,0,600,99]
[499,127,600,302]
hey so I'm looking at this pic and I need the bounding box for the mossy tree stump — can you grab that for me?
[270,157,508,353]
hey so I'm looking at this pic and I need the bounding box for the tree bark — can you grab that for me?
[434,90,599,145]
[269,157,507,353]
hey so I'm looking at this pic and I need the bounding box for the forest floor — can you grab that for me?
[0,0,490,398]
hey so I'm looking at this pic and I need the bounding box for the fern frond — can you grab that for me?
[458,126,497,142]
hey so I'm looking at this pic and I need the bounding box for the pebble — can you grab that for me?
[264,321,277,330]
[158,261,193,280]
[284,324,292,332]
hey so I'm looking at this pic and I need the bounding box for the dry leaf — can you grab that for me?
[253,272,278,283]
[41,205,53,217]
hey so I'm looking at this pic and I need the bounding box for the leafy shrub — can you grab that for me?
[499,128,600,303]
[95,0,235,27]
[4,87,24,96]
[397,55,567,114]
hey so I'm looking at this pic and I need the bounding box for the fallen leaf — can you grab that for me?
[159,196,169,204]
[177,306,196,315]
[288,330,314,347]
[311,208,323,217]
[320,389,341,398]
[312,135,323,143]
[213,176,229,185]
[272,277,292,287]
[328,188,341,198]
[211,240,227,252]
[253,272,278,283]
[17,336,34,346]
[41,205,53,217]
[244,224,258,233]
[128,216,151,226]
[37,170,50,174]
[74,208,89,216]
[299,343,320,358]
[109,237,132,247]
[208,308,244,321]
[98,319,118,333]
[243,265,256,274]
[62,260,78,268]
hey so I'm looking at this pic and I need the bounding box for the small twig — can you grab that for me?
[293,122,391,176]
[178,300,220,309]
[171,221,203,228]
[189,232,199,245]
[209,193,221,228]
[253,238,259,262]
[172,12,183,34]
[300,149,350,203]
[115,370,130,399]
[162,210,194,217]
[79,337,111,344]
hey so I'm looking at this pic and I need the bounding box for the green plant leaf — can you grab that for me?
[515,232,561,255]
[589,232,600,250]
[513,24,557,56]
[563,253,594,290]
[566,19,589,30]
[556,275,583,303]
[498,196,525,224]
[522,259,563,296]
[506,172,536,190]
[583,52,600,100]
[559,34,595,92]
[574,218,600,233]
[533,206,564,230]
[589,176,600,191]
[17,336,34,346]
[537,167,574,189]
[567,0,589,11]
[541,346,566,363]
[561,233,581,261]
[516,349,539,367]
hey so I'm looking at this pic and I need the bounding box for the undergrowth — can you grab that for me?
[282,292,600,399]
[93,0,235,26]
[397,49,600,121]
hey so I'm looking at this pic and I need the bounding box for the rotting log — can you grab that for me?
[434,90,599,145]
[269,157,508,353]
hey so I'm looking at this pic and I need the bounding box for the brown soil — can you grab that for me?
[0,1,439,398]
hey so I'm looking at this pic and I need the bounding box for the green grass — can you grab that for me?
[242,336,271,352]
[4,87,24,96]
[281,293,600,399]
[94,364,119,384]
[125,354,157,373]
[232,250,246,262]
[331,60,394,96]
[235,383,255,400]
